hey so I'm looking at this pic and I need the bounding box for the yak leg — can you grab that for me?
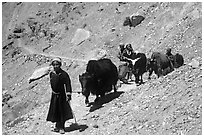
[157,67,163,78]
[85,97,90,107]
[128,71,133,81]
[148,68,153,80]
[133,69,139,84]
[113,85,117,92]
[135,75,139,84]
[133,73,140,86]
[94,94,100,103]
[140,75,144,84]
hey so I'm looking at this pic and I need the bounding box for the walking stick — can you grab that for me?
[68,101,77,124]
[64,84,78,125]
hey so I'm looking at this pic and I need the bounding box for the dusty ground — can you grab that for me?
[2,2,202,135]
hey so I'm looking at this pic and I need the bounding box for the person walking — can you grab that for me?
[117,43,126,61]
[120,43,135,81]
[117,43,129,83]
[166,48,173,57]
[166,48,175,67]
[46,57,73,134]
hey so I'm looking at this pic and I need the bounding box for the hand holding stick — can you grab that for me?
[64,84,77,124]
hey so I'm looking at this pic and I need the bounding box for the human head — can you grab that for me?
[126,44,133,51]
[119,43,125,50]
[166,48,171,53]
[51,57,62,71]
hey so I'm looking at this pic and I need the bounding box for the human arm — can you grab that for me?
[64,72,72,101]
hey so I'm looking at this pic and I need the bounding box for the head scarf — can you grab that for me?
[51,57,62,66]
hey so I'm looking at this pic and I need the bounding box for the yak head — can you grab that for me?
[79,72,94,97]
[146,58,156,72]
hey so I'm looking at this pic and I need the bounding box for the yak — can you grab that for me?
[147,52,174,79]
[79,58,118,106]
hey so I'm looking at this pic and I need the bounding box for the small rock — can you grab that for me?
[129,125,136,130]
[91,114,99,119]
[188,58,200,68]
[93,124,99,128]
[111,28,116,32]
[3,90,8,95]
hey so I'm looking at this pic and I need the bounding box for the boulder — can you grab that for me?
[71,28,90,45]
[188,58,200,68]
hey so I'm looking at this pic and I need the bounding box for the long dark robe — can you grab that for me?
[46,68,73,122]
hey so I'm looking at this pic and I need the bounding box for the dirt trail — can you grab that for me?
[17,39,88,63]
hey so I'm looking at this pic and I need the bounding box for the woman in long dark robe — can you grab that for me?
[46,57,73,134]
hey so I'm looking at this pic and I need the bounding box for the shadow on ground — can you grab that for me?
[89,91,124,112]
[65,123,88,132]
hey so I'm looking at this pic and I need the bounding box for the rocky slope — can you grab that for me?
[2,2,202,135]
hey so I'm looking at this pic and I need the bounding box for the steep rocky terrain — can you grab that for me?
[2,2,202,135]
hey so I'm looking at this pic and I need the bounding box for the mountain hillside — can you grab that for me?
[2,2,202,135]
